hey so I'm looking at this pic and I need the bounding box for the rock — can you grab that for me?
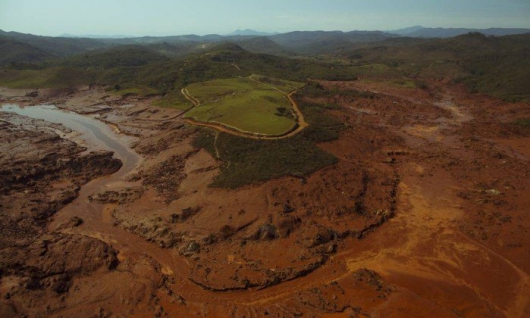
[276,216,301,237]
[26,91,39,98]
[168,214,180,224]
[326,244,337,254]
[51,274,71,294]
[202,234,217,245]
[181,241,200,256]
[56,216,84,230]
[25,277,42,290]
[168,207,201,223]
[181,207,200,220]
[219,225,235,239]
[485,189,501,196]
[249,224,279,241]
[283,203,295,213]
[89,187,143,204]
[353,268,385,292]
[310,227,336,247]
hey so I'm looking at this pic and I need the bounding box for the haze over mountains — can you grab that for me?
[391,26,530,38]
[227,29,277,36]
[1,25,529,66]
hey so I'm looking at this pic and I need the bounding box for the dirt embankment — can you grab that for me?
[1,83,529,317]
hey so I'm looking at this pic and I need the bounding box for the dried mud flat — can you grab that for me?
[0,83,529,317]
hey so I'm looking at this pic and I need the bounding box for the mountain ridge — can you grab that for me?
[389,26,530,38]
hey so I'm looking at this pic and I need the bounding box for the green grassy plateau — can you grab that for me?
[185,76,305,135]
[191,82,346,188]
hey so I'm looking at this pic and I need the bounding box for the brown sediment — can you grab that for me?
[0,81,529,317]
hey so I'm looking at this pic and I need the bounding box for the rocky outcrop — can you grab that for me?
[88,187,144,204]
[0,233,118,294]
[0,112,123,309]
[247,223,279,241]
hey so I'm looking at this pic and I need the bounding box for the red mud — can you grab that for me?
[0,82,529,317]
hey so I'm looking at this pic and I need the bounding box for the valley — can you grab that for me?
[0,28,529,317]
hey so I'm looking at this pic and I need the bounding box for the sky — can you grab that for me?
[0,0,529,37]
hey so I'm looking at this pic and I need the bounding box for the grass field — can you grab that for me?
[192,83,345,188]
[109,86,160,97]
[185,76,305,135]
[152,90,193,110]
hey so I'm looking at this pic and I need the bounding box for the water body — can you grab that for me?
[0,104,139,177]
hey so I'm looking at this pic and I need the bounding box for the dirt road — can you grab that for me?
[181,77,308,140]
[2,82,529,317]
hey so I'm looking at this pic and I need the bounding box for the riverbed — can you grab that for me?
[0,103,140,177]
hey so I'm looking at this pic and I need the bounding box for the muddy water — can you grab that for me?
[1,103,194,291]
[1,104,195,291]
[0,103,161,260]
[0,104,138,175]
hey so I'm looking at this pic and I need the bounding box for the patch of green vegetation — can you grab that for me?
[185,77,304,135]
[351,63,398,77]
[110,86,160,97]
[191,81,345,188]
[152,90,192,110]
[249,74,305,92]
[513,118,530,128]
[298,99,345,143]
[193,131,337,189]
[1,42,362,99]
[0,38,53,65]
[391,79,416,88]
[344,33,530,101]
[295,83,346,142]
[461,44,530,102]
[191,128,217,155]
[302,80,376,100]
[58,45,169,70]
[0,67,94,88]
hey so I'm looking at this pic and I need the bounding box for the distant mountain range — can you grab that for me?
[1,26,529,65]
[59,33,135,39]
[390,26,530,38]
[228,29,276,36]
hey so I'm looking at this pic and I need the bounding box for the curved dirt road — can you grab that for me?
[181,81,308,140]
[21,83,528,316]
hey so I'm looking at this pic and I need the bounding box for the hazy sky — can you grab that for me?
[1,0,529,36]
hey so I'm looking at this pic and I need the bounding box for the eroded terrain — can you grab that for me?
[0,82,529,317]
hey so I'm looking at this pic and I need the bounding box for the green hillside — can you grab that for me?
[0,42,359,94]
[57,45,170,69]
[185,76,304,135]
[341,33,530,101]
[0,37,54,66]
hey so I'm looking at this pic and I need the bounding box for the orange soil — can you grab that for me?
[1,81,529,317]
